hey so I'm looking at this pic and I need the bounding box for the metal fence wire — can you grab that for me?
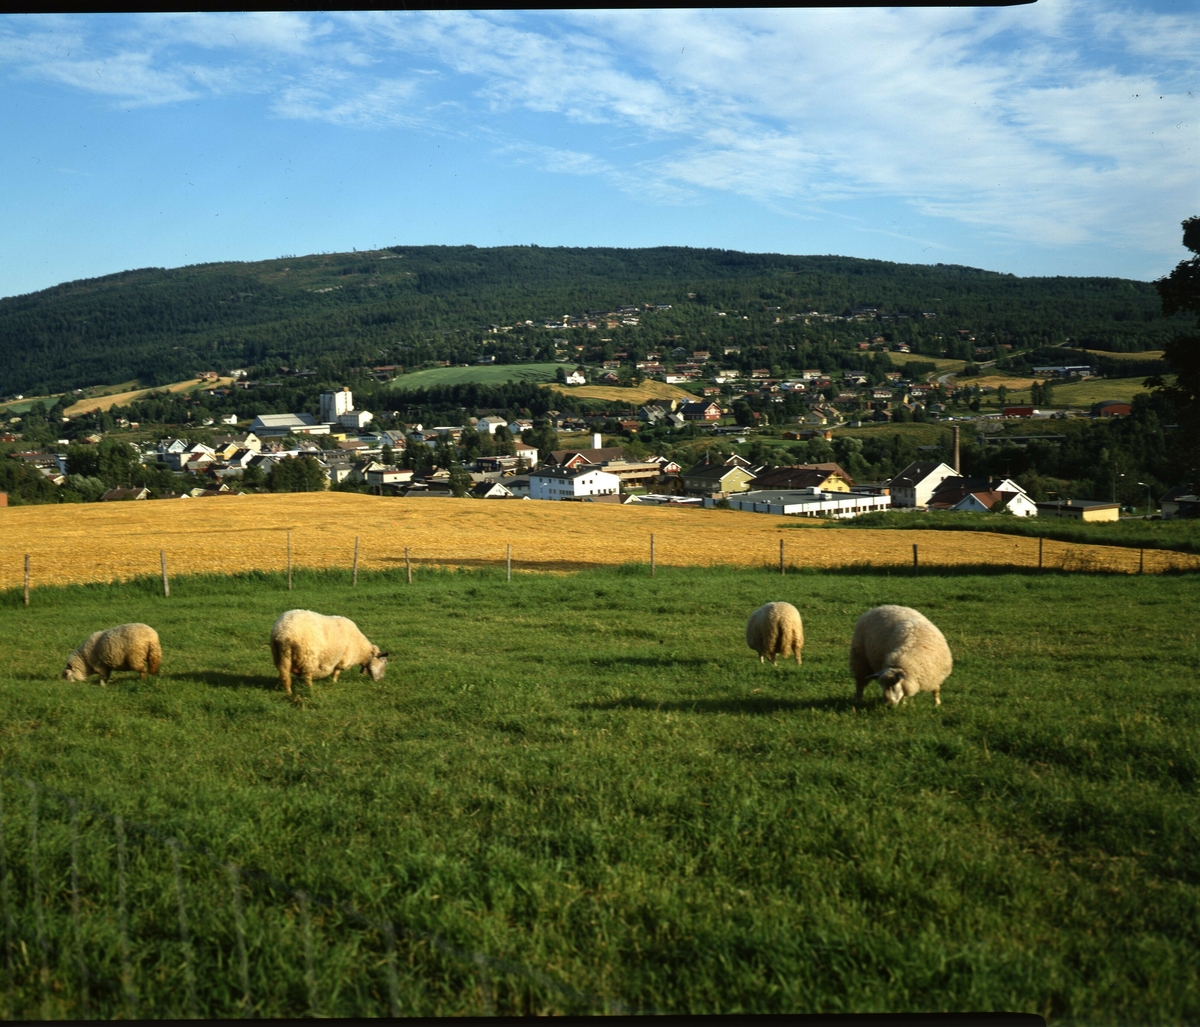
[0,767,643,1019]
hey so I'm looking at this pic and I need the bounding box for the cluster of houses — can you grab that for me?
[7,379,1192,521]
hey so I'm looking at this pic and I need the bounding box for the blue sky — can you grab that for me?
[1,6,1196,299]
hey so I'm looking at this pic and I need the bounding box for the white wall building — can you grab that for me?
[529,466,621,501]
[888,461,959,508]
[708,488,892,518]
[320,388,355,424]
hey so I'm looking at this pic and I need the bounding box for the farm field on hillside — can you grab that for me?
[830,422,950,446]
[385,363,563,391]
[2,494,1197,591]
[61,377,236,417]
[545,381,697,404]
[1083,349,1164,361]
[999,376,1162,409]
[0,566,1196,1019]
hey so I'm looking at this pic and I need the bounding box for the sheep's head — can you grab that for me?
[873,668,906,705]
[361,649,389,682]
[61,654,88,682]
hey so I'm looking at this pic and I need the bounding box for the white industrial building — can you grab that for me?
[707,487,892,518]
[320,387,374,431]
[529,466,621,501]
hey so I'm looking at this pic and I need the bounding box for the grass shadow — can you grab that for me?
[579,694,860,715]
[180,671,281,691]
[582,655,713,670]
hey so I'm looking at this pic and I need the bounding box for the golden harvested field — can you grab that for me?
[2,494,1195,590]
[63,377,236,418]
[964,374,1045,390]
[1084,349,1164,360]
[545,381,698,404]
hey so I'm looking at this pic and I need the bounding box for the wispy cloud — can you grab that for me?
[1,6,1193,263]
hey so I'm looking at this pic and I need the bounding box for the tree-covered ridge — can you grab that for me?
[0,245,1181,396]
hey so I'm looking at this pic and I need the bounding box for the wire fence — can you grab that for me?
[0,767,644,1019]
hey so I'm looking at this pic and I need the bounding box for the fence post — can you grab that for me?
[69,800,89,1018]
[287,530,293,591]
[160,551,170,598]
[27,782,49,1017]
[506,544,511,583]
[1038,536,1044,572]
[0,779,10,968]
[650,534,655,577]
[780,538,785,576]
[912,544,919,572]
[353,536,360,587]
[226,865,251,1015]
[167,838,199,1019]
[406,547,412,585]
[115,817,137,1019]
[23,554,30,607]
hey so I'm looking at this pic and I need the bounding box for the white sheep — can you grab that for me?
[270,609,388,697]
[849,604,952,706]
[62,623,162,685]
[746,601,804,665]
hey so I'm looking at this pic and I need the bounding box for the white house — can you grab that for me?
[888,461,959,508]
[513,442,538,468]
[564,369,587,385]
[529,466,621,501]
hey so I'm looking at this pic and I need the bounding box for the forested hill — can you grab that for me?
[0,244,1180,396]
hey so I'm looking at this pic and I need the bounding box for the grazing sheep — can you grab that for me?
[849,605,952,706]
[62,623,162,685]
[746,601,804,665]
[270,609,388,697]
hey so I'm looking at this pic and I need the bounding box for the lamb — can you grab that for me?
[270,609,388,697]
[61,623,162,684]
[849,604,952,706]
[745,601,804,665]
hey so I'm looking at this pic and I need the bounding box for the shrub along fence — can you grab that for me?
[0,768,638,1019]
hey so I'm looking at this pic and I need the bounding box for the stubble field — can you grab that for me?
[2,494,1197,590]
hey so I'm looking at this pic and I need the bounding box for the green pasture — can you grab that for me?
[836,510,1200,555]
[831,422,951,446]
[0,564,1197,1020]
[385,363,564,393]
[997,376,1159,410]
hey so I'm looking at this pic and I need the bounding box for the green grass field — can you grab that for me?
[831,422,952,446]
[0,565,1197,1019]
[385,363,565,392]
[998,376,1158,410]
[837,511,1200,555]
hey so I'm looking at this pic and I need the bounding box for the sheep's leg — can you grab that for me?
[331,669,341,682]
[759,654,765,663]
[769,653,778,666]
[99,668,109,686]
[934,687,941,706]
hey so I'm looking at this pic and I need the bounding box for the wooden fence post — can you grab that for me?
[405,547,412,585]
[912,544,919,572]
[287,531,292,591]
[24,554,30,607]
[1038,536,1044,572]
[352,536,360,587]
[780,538,785,576]
[650,534,655,577]
[160,551,170,598]
[506,544,511,583]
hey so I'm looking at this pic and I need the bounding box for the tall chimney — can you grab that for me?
[952,426,961,473]
[592,432,602,450]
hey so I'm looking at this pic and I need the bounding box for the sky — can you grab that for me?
[0,5,1196,299]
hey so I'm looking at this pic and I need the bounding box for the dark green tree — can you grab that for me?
[1147,215,1200,476]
